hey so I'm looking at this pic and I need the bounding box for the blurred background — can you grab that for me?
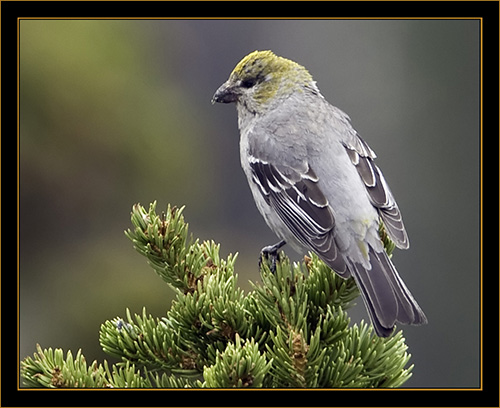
[19,19,480,387]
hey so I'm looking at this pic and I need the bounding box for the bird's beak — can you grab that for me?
[212,81,239,104]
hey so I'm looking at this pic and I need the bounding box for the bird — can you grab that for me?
[212,50,427,337]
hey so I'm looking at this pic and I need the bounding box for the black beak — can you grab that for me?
[212,81,238,104]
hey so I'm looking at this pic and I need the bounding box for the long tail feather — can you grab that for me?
[346,246,427,337]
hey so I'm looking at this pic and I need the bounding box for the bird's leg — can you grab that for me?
[259,240,286,273]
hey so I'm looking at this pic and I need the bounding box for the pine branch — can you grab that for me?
[20,344,152,388]
[21,202,415,388]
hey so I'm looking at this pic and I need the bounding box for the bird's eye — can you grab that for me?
[241,78,257,88]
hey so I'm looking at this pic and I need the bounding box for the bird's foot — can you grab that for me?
[259,240,286,273]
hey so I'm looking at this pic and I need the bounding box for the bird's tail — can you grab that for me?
[346,246,427,337]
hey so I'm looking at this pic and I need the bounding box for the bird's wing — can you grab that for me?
[248,156,348,274]
[342,133,409,249]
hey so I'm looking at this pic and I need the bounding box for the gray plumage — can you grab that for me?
[212,50,427,337]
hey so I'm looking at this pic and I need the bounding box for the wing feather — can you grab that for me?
[343,135,409,249]
[249,158,348,274]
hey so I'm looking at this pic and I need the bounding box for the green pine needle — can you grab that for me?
[21,202,416,388]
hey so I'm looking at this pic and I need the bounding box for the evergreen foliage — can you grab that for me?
[21,202,414,388]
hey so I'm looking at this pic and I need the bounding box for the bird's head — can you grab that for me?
[212,50,318,114]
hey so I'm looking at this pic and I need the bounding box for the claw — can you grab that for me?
[259,240,286,273]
